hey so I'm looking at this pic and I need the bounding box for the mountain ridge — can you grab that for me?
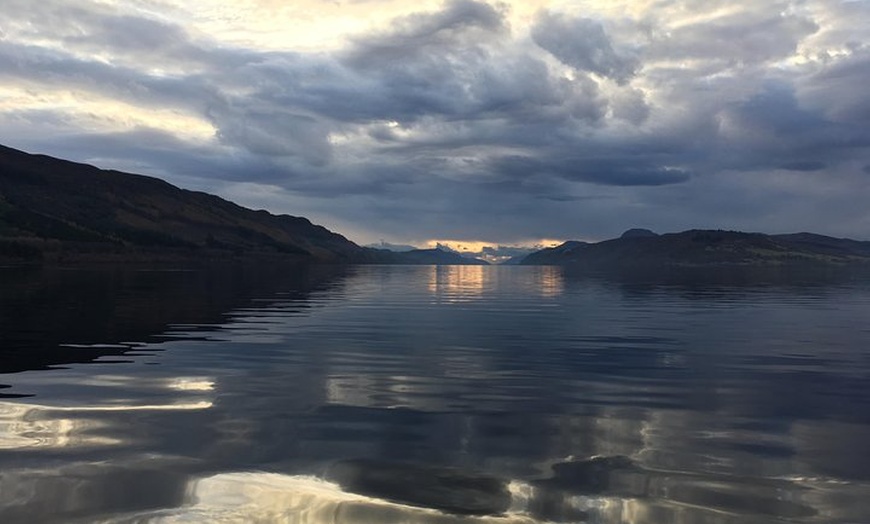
[520,229,870,269]
[0,144,488,265]
[3,144,866,269]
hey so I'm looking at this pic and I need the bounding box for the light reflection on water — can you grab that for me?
[0,264,869,523]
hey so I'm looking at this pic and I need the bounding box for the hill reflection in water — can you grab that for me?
[0,264,869,523]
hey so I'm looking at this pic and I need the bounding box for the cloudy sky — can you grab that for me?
[2,0,869,246]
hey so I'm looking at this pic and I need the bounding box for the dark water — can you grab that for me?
[1,264,869,523]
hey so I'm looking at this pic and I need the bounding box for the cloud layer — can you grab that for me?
[1,0,868,243]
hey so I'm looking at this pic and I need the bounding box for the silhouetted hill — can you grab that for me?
[519,241,590,265]
[620,228,658,239]
[770,233,870,258]
[521,229,870,269]
[0,144,384,263]
[0,145,482,266]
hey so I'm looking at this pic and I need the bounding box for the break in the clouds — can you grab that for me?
[1,0,868,244]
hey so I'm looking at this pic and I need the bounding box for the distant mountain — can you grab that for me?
[390,249,488,265]
[520,240,590,265]
[480,245,540,264]
[521,229,870,269]
[365,241,420,252]
[0,145,475,266]
[620,228,658,239]
[6,145,865,270]
[499,255,526,265]
[770,232,870,258]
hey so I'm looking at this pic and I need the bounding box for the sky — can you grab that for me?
[1,0,869,247]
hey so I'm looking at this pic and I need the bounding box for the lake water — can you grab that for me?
[1,263,869,523]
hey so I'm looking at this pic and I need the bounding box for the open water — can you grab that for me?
[0,263,869,523]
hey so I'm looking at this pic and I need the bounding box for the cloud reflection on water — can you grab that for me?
[106,473,539,524]
[0,374,214,451]
[0,401,116,450]
[1,265,870,523]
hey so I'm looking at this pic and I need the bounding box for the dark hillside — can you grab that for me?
[521,229,870,269]
[0,145,403,264]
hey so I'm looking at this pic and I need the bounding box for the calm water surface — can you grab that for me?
[0,264,869,523]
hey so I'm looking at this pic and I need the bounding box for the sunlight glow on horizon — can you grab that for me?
[425,239,564,252]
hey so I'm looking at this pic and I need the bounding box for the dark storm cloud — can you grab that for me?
[798,49,870,124]
[538,194,606,203]
[2,0,608,187]
[335,0,582,125]
[713,82,870,172]
[346,0,505,58]
[779,161,827,172]
[488,155,690,187]
[731,83,825,137]
[23,127,286,187]
[531,11,639,83]
[1,0,869,242]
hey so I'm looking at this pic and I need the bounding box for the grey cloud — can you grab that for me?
[299,163,870,245]
[1,0,870,243]
[0,0,607,179]
[798,50,870,124]
[0,41,215,113]
[531,12,638,83]
[278,172,638,244]
[636,166,870,241]
[0,32,336,165]
[2,0,217,69]
[337,1,574,124]
[714,82,870,172]
[727,83,825,138]
[2,0,112,38]
[346,0,505,60]
[571,164,691,187]
[488,155,691,187]
[210,107,333,164]
[648,8,818,66]
[25,128,284,186]
[779,161,827,172]
[68,14,191,57]
[538,194,603,203]
[610,88,650,124]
